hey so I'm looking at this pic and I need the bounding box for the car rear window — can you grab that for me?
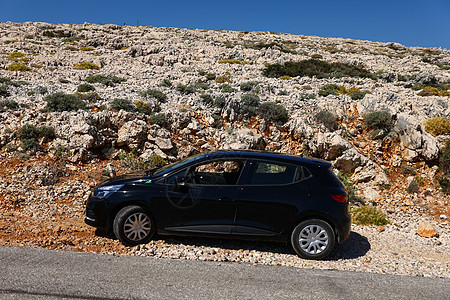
[249,161,297,185]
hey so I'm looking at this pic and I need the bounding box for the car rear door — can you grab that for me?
[232,160,310,237]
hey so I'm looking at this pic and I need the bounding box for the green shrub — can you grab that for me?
[0,85,9,97]
[7,62,31,71]
[160,78,172,87]
[18,124,54,151]
[314,110,338,130]
[218,59,248,65]
[74,92,101,102]
[258,102,288,122]
[406,179,419,193]
[43,30,72,38]
[149,113,167,126]
[240,94,260,116]
[110,98,135,112]
[77,83,95,92]
[86,74,126,86]
[318,84,342,96]
[363,110,392,130]
[215,76,231,83]
[220,84,235,93]
[214,96,226,108]
[176,84,197,94]
[424,117,450,136]
[440,142,450,175]
[0,99,19,111]
[35,86,48,95]
[279,75,291,80]
[351,206,389,226]
[198,71,216,80]
[44,93,87,112]
[118,151,167,172]
[418,86,450,97]
[311,54,323,59]
[263,59,375,79]
[438,177,450,194]
[73,62,100,70]
[142,89,167,102]
[337,172,361,203]
[200,94,214,105]
[80,47,94,51]
[134,100,153,115]
[350,90,367,100]
[59,78,70,84]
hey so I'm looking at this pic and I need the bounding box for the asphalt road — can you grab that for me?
[0,246,448,300]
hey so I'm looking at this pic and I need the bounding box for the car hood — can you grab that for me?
[100,170,151,186]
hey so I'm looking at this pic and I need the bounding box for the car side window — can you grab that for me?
[185,160,244,185]
[166,169,187,185]
[249,161,297,185]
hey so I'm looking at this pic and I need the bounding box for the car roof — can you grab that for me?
[200,150,331,169]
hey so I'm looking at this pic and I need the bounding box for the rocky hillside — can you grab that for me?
[0,22,449,277]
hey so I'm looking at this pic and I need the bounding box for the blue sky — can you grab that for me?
[1,0,449,49]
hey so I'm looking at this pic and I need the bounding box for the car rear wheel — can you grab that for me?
[113,206,155,246]
[291,219,335,259]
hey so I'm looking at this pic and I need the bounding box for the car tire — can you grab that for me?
[291,219,335,260]
[113,205,155,246]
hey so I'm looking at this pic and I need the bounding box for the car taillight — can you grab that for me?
[331,194,348,203]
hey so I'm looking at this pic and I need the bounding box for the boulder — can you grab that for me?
[117,120,148,148]
[417,221,439,238]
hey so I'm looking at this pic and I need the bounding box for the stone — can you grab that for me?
[416,221,439,238]
[117,120,148,147]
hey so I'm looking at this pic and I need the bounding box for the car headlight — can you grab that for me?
[94,184,124,199]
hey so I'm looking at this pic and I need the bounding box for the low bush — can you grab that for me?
[263,59,375,79]
[240,94,260,116]
[220,84,234,93]
[418,86,450,97]
[351,206,389,226]
[198,71,216,81]
[0,99,19,111]
[176,84,197,94]
[35,86,48,95]
[314,110,338,131]
[77,83,95,92]
[74,92,101,102]
[438,177,450,194]
[149,113,167,126]
[160,78,172,87]
[406,179,419,193]
[86,74,126,86]
[142,89,167,102]
[424,117,450,136]
[118,151,167,172]
[218,59,248,65]
[258,102,288,122]
[18,123,55,151]
[337,172,361,203]
[401,165,416,175]
[7,62,31,71]
[214,96,226,108]
[279,75,291,80]
[0,85,9,97]
[110,98,134,112]
[134,101,153,115]
[440,142,450,174]
[73,62,100,70]
[80,47,94,51]
[215,76,231,84]
[363,110,392,130]
[318,84,343,96]
[44,93,87,112]
[200,94,214,105]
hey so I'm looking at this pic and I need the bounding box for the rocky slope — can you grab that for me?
[0,22,449,277]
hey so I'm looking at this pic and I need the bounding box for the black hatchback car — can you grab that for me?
[85,151,350,259]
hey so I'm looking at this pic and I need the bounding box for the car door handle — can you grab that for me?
[218,197,233,202]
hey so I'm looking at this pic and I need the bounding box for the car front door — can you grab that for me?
[159,159,245,235]
[233,160,310,237]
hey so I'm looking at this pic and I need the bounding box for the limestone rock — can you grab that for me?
[416,221,439,238]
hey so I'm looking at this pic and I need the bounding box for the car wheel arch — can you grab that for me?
[288,212,340,242]
[110,201,155,229]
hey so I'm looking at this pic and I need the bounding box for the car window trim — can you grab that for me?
[243,159,303,186]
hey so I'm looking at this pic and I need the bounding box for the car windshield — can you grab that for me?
[151,153,204,177]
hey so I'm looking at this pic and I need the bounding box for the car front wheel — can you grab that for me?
[291,219,335,259]
[113,205,155,246]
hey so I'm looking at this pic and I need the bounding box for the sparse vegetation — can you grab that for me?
[142,89,167,102]
[220,84,235,93]
[214,96,226,108]
[44,93,87,112]
[7,62,31,71]
[74,92,101,102]
[240,94,260,116]
[314,110,338,131]
[77,83,95,92]
[134,101,154,115]
[424,117,450,136]
[200,94,214,105]
[218,59,248,65]
[337,172,361,203]
[438,177,450,194]
[363,110,392,131]
[176,84,197,94]
[149,113,167,126]
[73,62,100,70]
[160,78,172,87]
[406,179,419,193]
[418,86,450,97]
[119,151,167,172]
[215,76,231,83]
[85,74,126,86]
[80,47,94,51]
[351,206,389,226]
[198,71,216,81]
[0,85,9,97]
[263,59,375,79]
[110,98,134,112]
[318,84,367,99]
[258,102,288,123]
[18,124,55,151]
[440,142,450,175]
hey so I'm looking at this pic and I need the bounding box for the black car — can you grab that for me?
[85,150,350,259]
